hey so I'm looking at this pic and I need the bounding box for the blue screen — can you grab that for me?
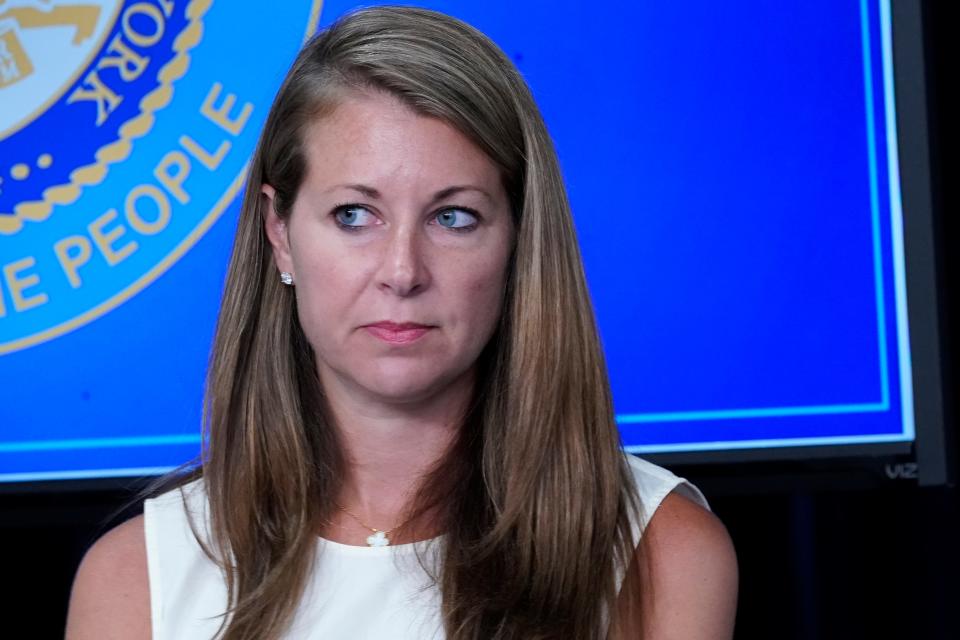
[0,0,915,482]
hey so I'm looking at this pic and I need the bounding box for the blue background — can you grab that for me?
[0,0,914,481]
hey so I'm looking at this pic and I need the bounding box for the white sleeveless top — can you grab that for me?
[143,454,708,640]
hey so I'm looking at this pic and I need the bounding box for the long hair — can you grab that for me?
[193,6,643,639]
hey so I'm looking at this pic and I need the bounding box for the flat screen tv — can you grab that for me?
[0,0,949,488]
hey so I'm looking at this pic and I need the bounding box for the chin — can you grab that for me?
[361,360,472,404]
[366,373,453,404]
[369,383,443,405]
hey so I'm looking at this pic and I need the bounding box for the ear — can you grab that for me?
[262,184,294,275]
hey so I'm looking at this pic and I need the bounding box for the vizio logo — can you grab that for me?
[884,462,919,480]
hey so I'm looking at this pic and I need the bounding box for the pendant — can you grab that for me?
[366,530,390,547]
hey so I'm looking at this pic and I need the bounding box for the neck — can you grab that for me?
[319,368,473,542]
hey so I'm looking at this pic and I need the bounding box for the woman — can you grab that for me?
[66,6,737,639]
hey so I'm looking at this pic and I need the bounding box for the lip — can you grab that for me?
[363,321,434,344]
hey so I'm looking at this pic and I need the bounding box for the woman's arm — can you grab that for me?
[65,515,151,640]
[615,491,739,639]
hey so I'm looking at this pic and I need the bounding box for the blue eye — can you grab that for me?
[334,205,375,229]
[434,208,478,230]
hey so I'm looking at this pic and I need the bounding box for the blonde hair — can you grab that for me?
[190,6,643,639]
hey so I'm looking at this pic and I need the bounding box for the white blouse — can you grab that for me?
[143,454,708,640]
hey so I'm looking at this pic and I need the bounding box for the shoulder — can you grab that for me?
[65,514,151,640]
[623,454,709,516]
[633,490,738,639]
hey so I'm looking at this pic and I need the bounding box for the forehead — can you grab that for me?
[299,90,502,190]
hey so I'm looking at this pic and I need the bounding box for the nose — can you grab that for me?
[376,225,430,297]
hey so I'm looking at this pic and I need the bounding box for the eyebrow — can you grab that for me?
[328,183,493,203]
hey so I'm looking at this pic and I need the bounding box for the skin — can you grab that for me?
[65,90,737,638]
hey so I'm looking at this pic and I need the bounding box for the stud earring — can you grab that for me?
[280,271,294,286]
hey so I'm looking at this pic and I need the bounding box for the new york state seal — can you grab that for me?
[0,0,322,353]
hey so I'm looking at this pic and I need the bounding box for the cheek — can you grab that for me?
[451,253,511,343]
[290,252,363,345]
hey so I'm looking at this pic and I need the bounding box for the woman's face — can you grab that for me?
[264,90,514,406]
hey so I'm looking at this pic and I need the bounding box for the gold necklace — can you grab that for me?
[335,504,417,547]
